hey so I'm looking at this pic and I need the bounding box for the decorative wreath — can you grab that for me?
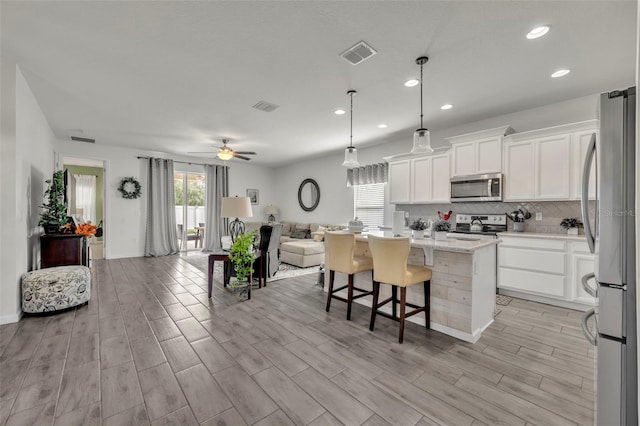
[118,177,142,199]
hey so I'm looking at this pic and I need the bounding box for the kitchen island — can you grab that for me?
[331,231,500,343]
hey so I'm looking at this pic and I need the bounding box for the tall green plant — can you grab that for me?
[228,230,257,290]
[38,170,67,230]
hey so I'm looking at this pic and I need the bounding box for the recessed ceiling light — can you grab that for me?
[404,79,419,87]
[334,109,346,115]
[551,69,570,78]
[378,124,388,128]
[526,25,550,40]
[440,104,453,110]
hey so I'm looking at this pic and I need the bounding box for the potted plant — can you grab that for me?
[433,219,451,241]
[409,218,428,239]
[560,218,583,235]
[38,170,68,234]
[228,230,258,298]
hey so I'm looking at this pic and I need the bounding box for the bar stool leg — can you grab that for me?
[346,274,354,320]
[391,286,398,319]
[423,280,430,329]
[399,286,407,343]
[369,281,380,331]
[325,270,335,312]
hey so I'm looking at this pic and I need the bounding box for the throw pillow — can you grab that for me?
[281,222,294,236]
[291,228,308,239]
[313,225,327,242]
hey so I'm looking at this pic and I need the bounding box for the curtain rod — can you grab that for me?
[136,156,223,167]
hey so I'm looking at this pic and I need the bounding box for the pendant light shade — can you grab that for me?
[342,90,360,168]
[411,56,434,154]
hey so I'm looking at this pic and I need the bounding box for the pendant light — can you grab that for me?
[342,90,360,168]
[411,56,434,154]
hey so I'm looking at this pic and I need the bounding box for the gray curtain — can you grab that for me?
[347,162,388,186]
[202,164,229,252]
[144,158,179,256]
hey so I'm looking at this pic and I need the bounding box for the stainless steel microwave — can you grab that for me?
[450,173,502,202]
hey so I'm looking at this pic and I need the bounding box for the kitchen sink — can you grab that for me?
[448,236,480,242]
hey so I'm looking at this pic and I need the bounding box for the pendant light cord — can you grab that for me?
[419,60,424,129]
[349,91,354,148]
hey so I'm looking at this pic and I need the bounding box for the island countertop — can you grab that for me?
[354,230,501,254]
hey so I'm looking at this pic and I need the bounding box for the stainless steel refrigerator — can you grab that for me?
[581,87,637,425]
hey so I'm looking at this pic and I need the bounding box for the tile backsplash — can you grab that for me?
[397,200,595,234]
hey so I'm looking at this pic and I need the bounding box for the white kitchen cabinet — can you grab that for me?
[569,241,597,305]
[536,134,572,199]
[388,160,411,203]
[503,120,598,202]
[503,141,535,200]
[498,235,596,310]
[446,126,514,177]
[388,153,450,204]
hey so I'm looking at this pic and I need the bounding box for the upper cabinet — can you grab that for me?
[446,126,514,177]
[388,152,450,204]
[503,120,598,202]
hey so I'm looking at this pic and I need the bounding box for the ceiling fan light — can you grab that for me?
[217,148,234,161]
[342,147,360,168]
[411,128,433,153]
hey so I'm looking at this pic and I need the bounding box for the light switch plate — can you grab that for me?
[536,212,542,221]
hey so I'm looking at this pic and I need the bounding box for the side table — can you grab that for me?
[207,250,264,299]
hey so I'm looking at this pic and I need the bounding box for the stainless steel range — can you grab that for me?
[452,213,507,238]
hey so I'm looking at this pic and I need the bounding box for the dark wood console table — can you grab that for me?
[40,234,89,268]
[207,250,263,300]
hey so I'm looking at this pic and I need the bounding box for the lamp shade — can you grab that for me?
[221,197,253,218]
[342,147,360,168]
[263,205,279,215]
[411,128,434,154]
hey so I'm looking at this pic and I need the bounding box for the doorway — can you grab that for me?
[62,157,105,259]
[174,171,206,252]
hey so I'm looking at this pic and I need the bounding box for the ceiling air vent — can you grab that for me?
[69,136,96,143]
[340,41,377,66]
[252,100,279,112]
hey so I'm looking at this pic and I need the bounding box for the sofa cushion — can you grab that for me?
[281,222,294,236]
[295,223,310,230]
[312,225,327,242]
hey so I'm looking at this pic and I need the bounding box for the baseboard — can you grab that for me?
[352,297,479,343]
[498,289,594,312]
[0,310,23,325]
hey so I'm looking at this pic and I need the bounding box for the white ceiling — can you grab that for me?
[2,1,636,167]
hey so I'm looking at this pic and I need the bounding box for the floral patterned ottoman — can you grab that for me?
[21,265,91,313]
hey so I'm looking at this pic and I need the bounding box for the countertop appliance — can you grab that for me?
[451,213,507,238]
[450,173,502,202]
[580,87,636,425]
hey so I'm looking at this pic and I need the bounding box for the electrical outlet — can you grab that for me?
[536,212,542,221]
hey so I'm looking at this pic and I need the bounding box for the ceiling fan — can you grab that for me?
[189,139,257,161]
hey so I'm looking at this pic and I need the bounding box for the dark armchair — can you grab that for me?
[256,223,282,278]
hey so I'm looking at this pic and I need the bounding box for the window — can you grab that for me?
[353,183,385,228]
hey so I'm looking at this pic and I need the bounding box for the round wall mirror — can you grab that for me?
[298,178,320,212]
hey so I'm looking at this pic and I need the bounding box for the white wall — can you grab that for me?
[53,140,276,259]
[274,93,600,225]
[0,64,56,324]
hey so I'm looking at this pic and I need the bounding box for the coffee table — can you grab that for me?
[207,250,264,299]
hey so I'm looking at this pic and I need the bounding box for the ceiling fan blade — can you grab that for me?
[233,151,256,155]
[233,154,252,161]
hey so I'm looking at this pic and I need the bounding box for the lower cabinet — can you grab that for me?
[40,234,89,268]
[498,235,595,310]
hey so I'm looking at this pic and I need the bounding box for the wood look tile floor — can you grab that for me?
[0,256,595,425]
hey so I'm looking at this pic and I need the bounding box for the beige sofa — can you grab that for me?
[245,221,345,268]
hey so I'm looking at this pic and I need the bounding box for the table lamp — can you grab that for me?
[221,196,253,241]
[264,205,279,222]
